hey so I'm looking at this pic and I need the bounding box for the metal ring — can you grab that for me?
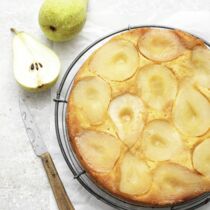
[53,99,68,103]
[73,170,86,179]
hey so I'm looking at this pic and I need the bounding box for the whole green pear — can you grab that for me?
[39,0,88,42]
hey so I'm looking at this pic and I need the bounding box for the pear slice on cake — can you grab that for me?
[119,152,152,195]
[11,29,60,92]
[153,162,210,204]
[137,64,177,110]
[142,120,183,161]
[173,84,210,137]
[89,39,139,81]
[108,94,145,147]
[75,130,121,173]
[192,46,210,75]
[71,76,111,125]
[138,29,184,62]
[193,138,210,177]
[191,46,210,98]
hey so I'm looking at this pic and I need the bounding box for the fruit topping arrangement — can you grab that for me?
[67,28,210,206]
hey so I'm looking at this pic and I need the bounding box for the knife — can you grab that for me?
[19,98,75,210]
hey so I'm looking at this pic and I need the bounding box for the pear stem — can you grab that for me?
[10,28,18,34]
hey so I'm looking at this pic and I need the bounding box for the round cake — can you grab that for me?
[66,27,210,206]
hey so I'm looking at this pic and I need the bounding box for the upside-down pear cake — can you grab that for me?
[66,28,210,206]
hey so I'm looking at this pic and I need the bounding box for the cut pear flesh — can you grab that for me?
[193,138,210,177]
[142,120,183,161]
[153,162,210,202]
[75,131,121,173]
[108,94,145,147]
[138,29,184,62]
[13,31,60,91]
[72,76,111,125]
[173,85,210,136]
[89,39,139,81]
[137,64,177,110]
[119,153,152,195]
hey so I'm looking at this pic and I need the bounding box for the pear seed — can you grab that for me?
[30,63,34,70]
[35,63,39,70]
[38,63,43,68]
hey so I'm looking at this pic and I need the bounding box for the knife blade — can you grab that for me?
[19,97,75,210]
[19,98,47,156]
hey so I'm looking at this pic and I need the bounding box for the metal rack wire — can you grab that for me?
[54,25,210,210]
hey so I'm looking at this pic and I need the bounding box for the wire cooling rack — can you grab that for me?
[54,25,210,210]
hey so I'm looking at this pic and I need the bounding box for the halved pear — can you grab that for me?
[138,29,184,62]
[153,162,210,203]
[193,138,210,177]
[12,29,60,92]
[108,94,145,147]
[89,39,139,81]
[173,85,210,137]
[142,120,183,161]
[72,76,111,125]
[137,64,177,110]
[75,130,121,173]
[119,152,152,195]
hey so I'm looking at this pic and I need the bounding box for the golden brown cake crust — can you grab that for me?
[66,28,210,206]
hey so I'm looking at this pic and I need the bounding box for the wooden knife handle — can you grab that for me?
[41,152,75,210]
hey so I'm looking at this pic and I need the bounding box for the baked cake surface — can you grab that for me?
[66,28,210,206]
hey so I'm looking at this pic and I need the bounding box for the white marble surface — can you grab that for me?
[0,0,210,209]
